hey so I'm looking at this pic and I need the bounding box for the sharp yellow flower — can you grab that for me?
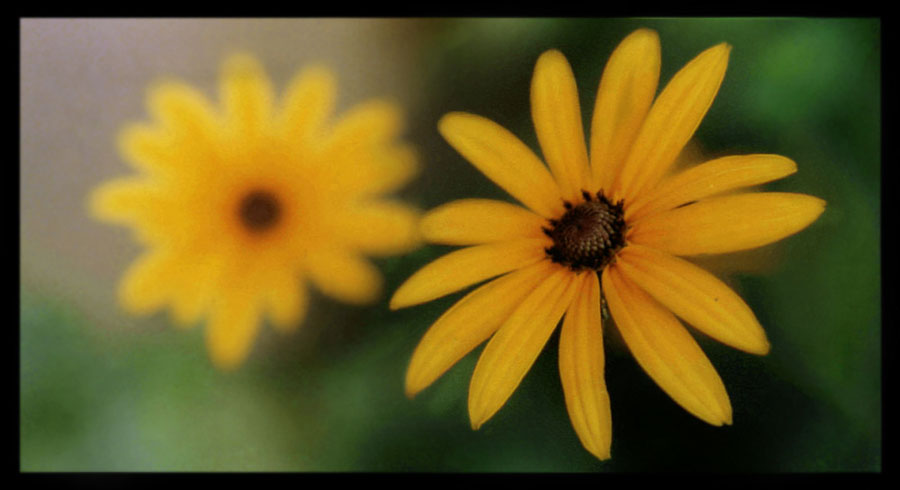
[90,53,420,369]
[391,29,825,460]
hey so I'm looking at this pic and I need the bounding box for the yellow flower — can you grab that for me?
[90,54,420,369]
[391,29,825,460]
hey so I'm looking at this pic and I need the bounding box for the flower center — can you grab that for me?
[238,190,281,232]
[544,191,626,271]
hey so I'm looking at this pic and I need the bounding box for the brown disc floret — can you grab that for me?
[544,190,626,271]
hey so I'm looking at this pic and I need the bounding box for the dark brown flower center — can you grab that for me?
[238,190,281,232]
[544,190,626,271]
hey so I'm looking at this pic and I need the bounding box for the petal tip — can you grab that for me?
[723,412,734,426]
[437,111,468,131]
[702,42,732,66]
[754,337,772,356]
[86,185,113,221]
[206,329,253,371]
[468,396,489,431]
[209,351,245,371]
[814,196,828,211]
[404,361,424,397]
[297,63,336,84]
[404,373,427,399]
[804,195,828,221]
[625,27,660,46]
[780,156,799,174]
[403,386,419,400]
[718,399,734,426]
[532,49,573,82]
[388,292,403,310]
[222,51,263,74]
[588,447,612,461]
[389,286,414,310]
[537,48,566,62]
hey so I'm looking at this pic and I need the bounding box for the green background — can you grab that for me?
[21,18,880,471]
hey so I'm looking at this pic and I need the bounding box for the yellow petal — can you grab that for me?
[116,124,177,175]
[420,199,547,245]
[531,50,591,201]
[118,249,178,314]
[468,266,579,429]
[168,250,227,328]
[389,239,549,310]
[333,200,421,256]
[559,271,612,460]
[325,99,404,151]
[613,43,731,203]
[627,154,798,222]
[264,271,308,333]
[205,287,263,370]
[116,121,223,186]
[305,248,383,305]
[220,53,274,135]
[278,65,336,143]
[333,143,419,197]
[591,29,661,193]
[616,245,770,354]
[405,260,556,397]
[147,81,219,141]
[88,177,166,226]
[628,192,826,256]
[602,265,732,425]
[438,112,564,218]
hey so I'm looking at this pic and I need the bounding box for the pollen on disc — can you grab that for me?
[545,191,626,271]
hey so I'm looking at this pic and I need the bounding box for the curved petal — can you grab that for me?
[438,112,564,218]
[278,64,336,143]
[168,249,227,328]
[324,99,404,151]
[626,154,798,222]
[117,249,178,314]
[305,248,383,305]
[559,271,612,460]
[89,177,169,228]
[613,43,731,203]
[468,266,579,429]
[205,286,264,370]
[264,271,308,333]
[616,245,769,354]
[390,238,549,310]
[117,119,222,180]
[591,28,661,193]
[220,53,274,136]
[116,124,176,175]
[147,81,220,140]
[332,200,421,256]
[628,192,826,256]
[138,82,223,178]
[405,260,556,397]
[531,50,591,201]
[602,265,732,425]
[420,199,547,245]
[331,143,419,198]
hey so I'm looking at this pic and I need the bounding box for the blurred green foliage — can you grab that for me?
[21,18,879,471]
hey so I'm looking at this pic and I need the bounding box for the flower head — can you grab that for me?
[90,54,420,368]
[391,29,825,460]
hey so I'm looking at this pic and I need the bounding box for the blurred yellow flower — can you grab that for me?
[391,29,825,460]
[90,54,420,369]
